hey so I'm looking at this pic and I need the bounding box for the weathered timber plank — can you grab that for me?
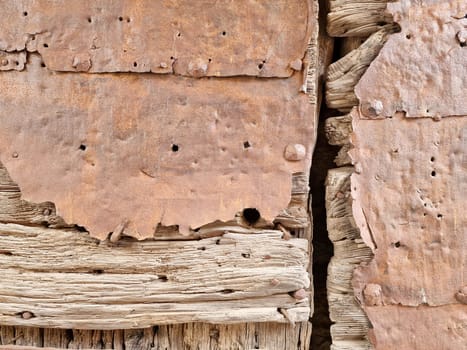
[327,1,393,37]
[326,167,372,350]
[325,26,395,112]
[356,0,467,118]
[0,0,314,78]
[0,56,315,239]
[0,223,309,329]
[1,322,313,349]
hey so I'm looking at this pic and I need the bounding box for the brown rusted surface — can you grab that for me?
[0,54,315,239]
[366,305,467,350]
[355,0,467,118]
[351,110,466,307]
[0,0,313,77]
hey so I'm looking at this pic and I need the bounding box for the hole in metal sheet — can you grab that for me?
[242,208,260,225]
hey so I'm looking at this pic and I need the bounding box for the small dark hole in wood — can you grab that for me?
[171,144,179,152]
[243,141,251,149]
[258,63,264,69]
[0,250,13,256]
[437,214,443,219]
[87,17,92,23]
[208,58,212,62]
[93,269,104,274]
[460,42,466,48]
[43,43,48,48]
[197,246,206,251]
[215,239,221,245]
[394,241,401,248]
[241,253,250,258]
[23,11,28,16]
[177,32,181,37]
[79,144,86,151]
[158,275,168,282]
[41,62,46,67]
[118,16,123,21]
[406,34,411,39]
[431,171,436,177]
[222,31,226,36]
[242,208,260,225]
[126,18,131,23]
[221,289,234,294]
[170,56,174,60]
[133,61,137,67]
[423,213,427,216]
[430,157,435,162]
[15,61,19,65]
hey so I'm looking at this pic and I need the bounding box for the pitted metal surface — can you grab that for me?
[0,55,315,239]
[0,0,312,77]
[356,0,467,118]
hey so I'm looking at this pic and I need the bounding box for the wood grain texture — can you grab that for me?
[326,167,372,350]
[327,1,392,37]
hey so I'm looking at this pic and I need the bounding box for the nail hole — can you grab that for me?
[79,144,87,151]
[15,61,19,65]
[215,239,221,245]
[221,31,227,36]
[23,11,28,16]
[423,213,427,216]
[87,17,92,23]
[171,144,179,152]
[208,58,212,62]
[430,157,435,162]
[118,16,123,21]
[177,32,181,37]
[258,63,264,69]
[170,56,174,60]
[133,61,137,67]
[243,141,251,149]
[241,253,250,258]
[394,241,401,248]
[242,208,260,225]
[406,34,411,39]
[431,171,436,177]
[157,275,168,282]
[43,43,48,48]
[437,214,443,219]
[221,289,234,294]
[126,18,131,23]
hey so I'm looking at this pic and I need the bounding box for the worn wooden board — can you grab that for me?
[0,54,314,239]
[0,0,313,77]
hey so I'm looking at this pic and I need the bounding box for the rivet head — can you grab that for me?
[361,100,383,118]
[363,283,383,306]
[21,311,34,319]
[187,59,208,78]
[292,288,307,300]
[289,59,303,71]
[284,143,306,161]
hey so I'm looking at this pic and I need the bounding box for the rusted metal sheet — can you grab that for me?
[351,111,466,307]
[0,0,312,77]
[366,305,467,349]
[0,54,315,239]
[355,0,467,118]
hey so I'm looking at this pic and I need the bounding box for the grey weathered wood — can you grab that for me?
[326,167,372,350]
[325,26,395,112]
[327,1,393,37]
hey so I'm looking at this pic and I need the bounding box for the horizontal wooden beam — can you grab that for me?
[327,0,393,37]
[0,224,310,329]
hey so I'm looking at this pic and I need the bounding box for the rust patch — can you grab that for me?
[0,0,313,77]
[351,110,466,307]
[356,0,467,118]
[0,55,315,239]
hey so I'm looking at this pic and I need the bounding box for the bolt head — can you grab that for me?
[284,143,306,161]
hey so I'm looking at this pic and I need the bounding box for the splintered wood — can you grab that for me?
[349,0,466,349]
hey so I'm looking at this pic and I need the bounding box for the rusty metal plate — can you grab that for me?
[366,305,467,349]
[355,0,467,118]
[350,110,466,307]
[0,0,313,77]
[0,54,314,239]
